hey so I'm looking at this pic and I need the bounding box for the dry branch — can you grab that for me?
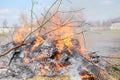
[0,43,23,57]
[0,30,86,57]
[78,52,116,80]
[100,56,120,59]
[0,39,34,57]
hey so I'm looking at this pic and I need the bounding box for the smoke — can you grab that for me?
[67,58,82,80]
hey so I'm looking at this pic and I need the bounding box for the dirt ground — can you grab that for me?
[84,30,120,56]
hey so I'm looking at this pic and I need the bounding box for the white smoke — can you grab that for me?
[67,58,82,80]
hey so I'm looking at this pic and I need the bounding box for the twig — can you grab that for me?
[23,0,61,43]
[30,0,34,38]
[39,0,62,33]
[33,12,41,26]
[0,38,35,57]
[0,10,58,57]
[58,30,87,41]
[81,31,87,50]
[44,20,84,35]
[100,56,120,59]
[0,9,59,57]
[0,43,23,57]
[41,0,60,24]
[78,50,105,71]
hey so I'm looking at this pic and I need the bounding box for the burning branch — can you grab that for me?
[30,0,34,38]
[0,39,35,57]
[0,10,86,58]
[38,0,62,33]
[0,1,116,80]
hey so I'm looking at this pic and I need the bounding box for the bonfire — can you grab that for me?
[0,0,116,80]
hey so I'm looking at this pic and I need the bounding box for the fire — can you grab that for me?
[80,74,95,80]
[78,48,90,59]
[54,62,68,70]
[13,12,91,78]
[51,13,61,25]
[54,36,65,53]
[79,70,96,80]
[14,26,29,42]
[32,32,44,50]
[52,26,74,53]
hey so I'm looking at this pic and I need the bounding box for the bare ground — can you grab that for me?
[84,30,120,56]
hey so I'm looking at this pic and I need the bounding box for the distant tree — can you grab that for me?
[103,20,112,27]
[13,24,18,27]
[2,19,8,33]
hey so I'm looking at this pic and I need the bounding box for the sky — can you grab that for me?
[0,0,120,26]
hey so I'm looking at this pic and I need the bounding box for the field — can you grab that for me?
[85,30,120,79]
[85,30,120,56]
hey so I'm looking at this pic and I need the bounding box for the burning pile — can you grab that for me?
[0,7,114,80]
[0,23,96,80]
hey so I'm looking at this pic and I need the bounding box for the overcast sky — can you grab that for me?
[0,0,120,26]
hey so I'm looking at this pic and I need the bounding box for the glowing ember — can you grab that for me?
[79,70,96,80]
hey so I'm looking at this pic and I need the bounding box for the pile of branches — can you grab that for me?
[0,0,117,80]
[0,0,89,79]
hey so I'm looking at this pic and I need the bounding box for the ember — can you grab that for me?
[79,69,96,80]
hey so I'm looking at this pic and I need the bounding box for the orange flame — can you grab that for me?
[13,12,91,75]
[14,26,29,42]
[32,32,44,50]
[80,73,96,80]
[52,26,74,53]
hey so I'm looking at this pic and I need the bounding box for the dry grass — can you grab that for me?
[109,60,120,80]
[27,76,70,80]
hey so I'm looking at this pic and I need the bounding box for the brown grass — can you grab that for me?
[27,76,70,80]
